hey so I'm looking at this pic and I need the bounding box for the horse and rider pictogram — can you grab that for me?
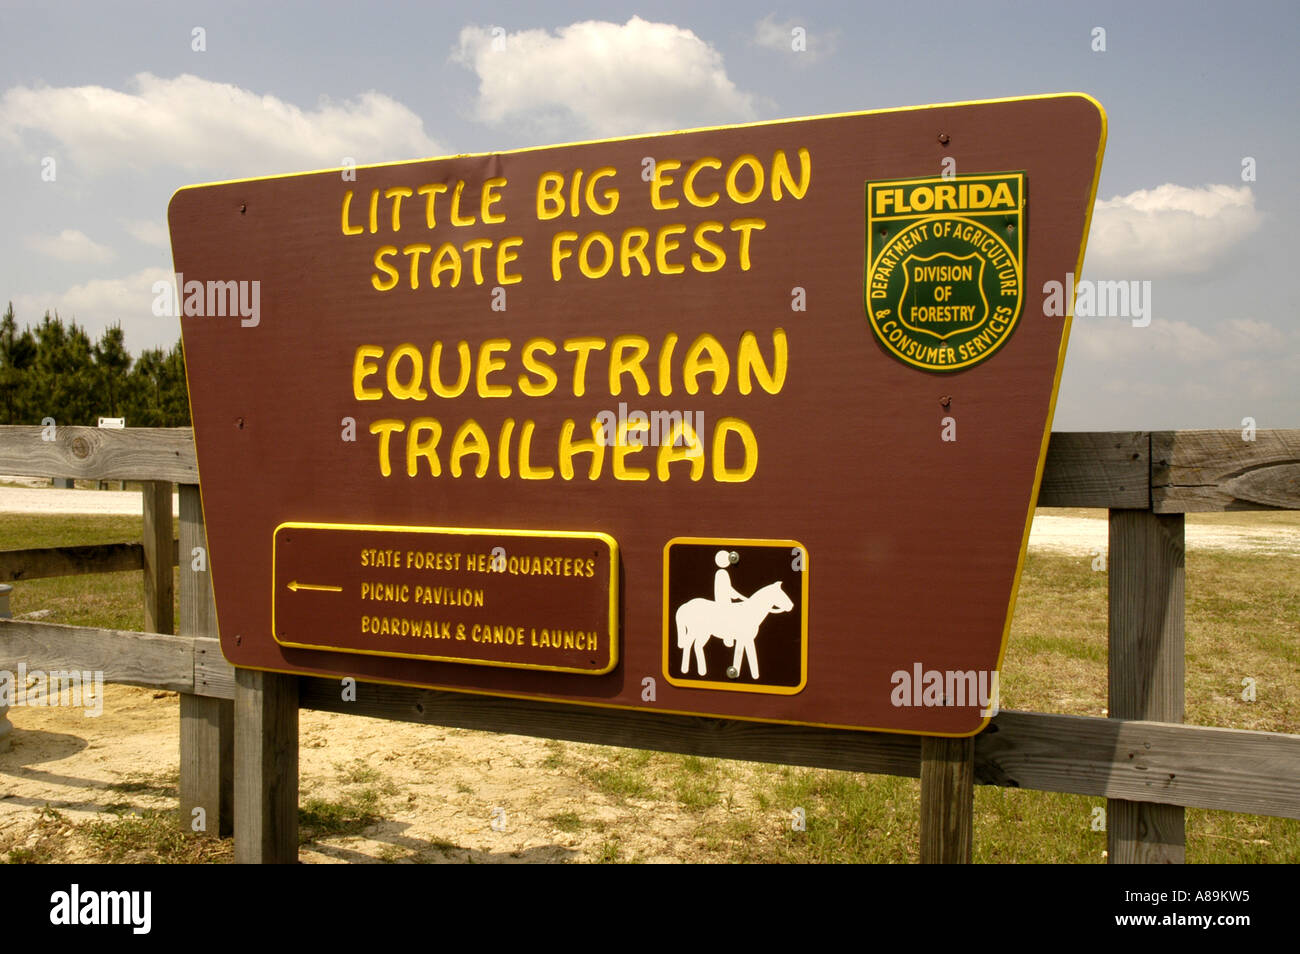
[662,538,808,694]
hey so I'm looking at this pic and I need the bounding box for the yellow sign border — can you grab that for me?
[180,91,1108,737]
[271,521,619,675]
[660,536,809,695]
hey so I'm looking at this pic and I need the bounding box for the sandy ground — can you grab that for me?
[1028,513,1300,556]
[1,485,1297,862]
[0,684,761,863]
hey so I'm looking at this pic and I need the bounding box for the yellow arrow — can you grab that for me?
[287,580,343,593]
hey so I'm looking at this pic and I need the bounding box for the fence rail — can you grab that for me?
[1,425,1298,863]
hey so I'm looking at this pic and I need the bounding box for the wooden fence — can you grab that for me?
[1,425,1297,863]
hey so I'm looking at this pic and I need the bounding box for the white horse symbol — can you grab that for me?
[676,580,794,679]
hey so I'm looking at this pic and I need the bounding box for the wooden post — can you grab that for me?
[0,584,12,752]
[234,668,298,863]
[142,481,173,634]
[919,735,974,863]
[178,484,233,837]
[1108,509,1186,863]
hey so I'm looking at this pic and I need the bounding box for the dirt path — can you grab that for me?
[1029,513,1300,555]
[0,683,770,863]
[0,486,179,517]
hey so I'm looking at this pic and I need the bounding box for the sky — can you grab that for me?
[0,0,1296,430]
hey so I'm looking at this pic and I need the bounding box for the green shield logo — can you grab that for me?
[897,251,989,341]
[865,172,1025,372]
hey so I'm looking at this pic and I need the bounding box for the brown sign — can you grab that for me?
[271,523,616,673]
[169,93,1106,735]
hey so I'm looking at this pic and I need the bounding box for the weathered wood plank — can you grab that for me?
[234,668,298,863]
[1107,509,1185,863]
[4,618,1297,819]
[919,735,974,863]
[976,712,1300,819]
[178,486,219,639]
[194,636,236,700]
[178,484,232,837]
[0,583,11,751]
[1039,431,1149,509]
[0,619,193,692]
[142,481,174,636]
[0,426,197,482]
[0,540,180,582]
[297,681,1300,819]
[180,694,233,837]
[1152,429,1300,512]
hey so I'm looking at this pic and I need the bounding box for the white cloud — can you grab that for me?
[12,266,178,352]
[121,218,171,248]
[1084,183,1262,277]
[26,229,114,263]
[1072,315,1293,365]
[752,14,838,61]
[0,73,440,178]
[452,17,760,138]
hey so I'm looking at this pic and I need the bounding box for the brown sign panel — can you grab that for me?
[169,93,1106,735]
[271,523,617,673]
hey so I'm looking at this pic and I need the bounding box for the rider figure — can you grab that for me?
[714,550,747,647]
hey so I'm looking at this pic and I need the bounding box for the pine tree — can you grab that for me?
[0,302,36,423]
[92,323,132,420]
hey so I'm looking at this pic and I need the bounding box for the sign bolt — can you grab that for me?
[940,396,952,408]
[728,551,739,565]
[937,132,951,145]
[726,666,739,679]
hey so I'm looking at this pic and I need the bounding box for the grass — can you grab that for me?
[82,808,231,864]
[580,748,657,801]
[0,513,178,630]
[549,811,585,833]
[299,790,384,843]
[3,510,1298,863]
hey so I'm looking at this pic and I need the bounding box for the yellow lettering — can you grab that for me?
[559,418,605,480]
[518,420,554,479]
[564,337,606,397]
[609,335,651,396]
[406,418,441,477]
[650,159,682,210]
[352,345,383,400]
[481,177,507,223]
[476,339,512,398]
[683,333,730,395]
[737,328,788,395]
[371,246,399,291]
[430,341,471,398]
[519,338,558,397]
[449,419,489,477]
[369,419,406,477]
[341,190,364,236]
[387,344,428,400]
